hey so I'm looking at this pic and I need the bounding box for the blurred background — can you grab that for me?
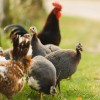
[0,0,100,53]
[0,0,100,100]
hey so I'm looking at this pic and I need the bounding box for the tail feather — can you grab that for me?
[4,24,28,37]
[10,29,22,37]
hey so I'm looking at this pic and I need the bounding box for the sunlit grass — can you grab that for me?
[1,16,100,100]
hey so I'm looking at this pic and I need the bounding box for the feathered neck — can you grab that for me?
[76,49,81,60]
[41,10,59,31]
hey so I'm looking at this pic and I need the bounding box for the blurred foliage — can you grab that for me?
[0,0,46,48]
[0,0,46,27]
[10,0,46,24]
[0,0,12,27]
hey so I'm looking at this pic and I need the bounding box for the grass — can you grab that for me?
[1,16,100,100]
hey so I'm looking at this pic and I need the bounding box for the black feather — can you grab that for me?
[4,24,28,36]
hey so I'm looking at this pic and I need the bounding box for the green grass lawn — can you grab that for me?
[1,16,100,100]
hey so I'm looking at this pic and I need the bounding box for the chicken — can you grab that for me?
[27,56,56,100]
[37,2,62,45]
[4,2,62,46]
[46,43,83,92]
[0,34,31,100]
[4,26,61,59]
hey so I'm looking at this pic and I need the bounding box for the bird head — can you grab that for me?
[50,86,57,96]
[52,2,62,19]
[0,47,4,56]
[76,43,83,52]
[29,26,37,36]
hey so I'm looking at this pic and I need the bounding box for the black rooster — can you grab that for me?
[4,2,62,46]
[38,2,62,45]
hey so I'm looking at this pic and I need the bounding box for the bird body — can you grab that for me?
[0,34,31,99]
[45,44,61,52]
[0,61,25,99]
[29,26,61,58]
[31,33,51,58]
[37,2,62,45]
[46,43,82,91]
[28,56,56,96]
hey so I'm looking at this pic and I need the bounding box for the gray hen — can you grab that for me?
[46,43,83,92]
[29,26,61,58]
[27,56,57,99]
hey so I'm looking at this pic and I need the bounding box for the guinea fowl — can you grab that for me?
[4,2,62,46]
[46,43,83,92]
[27,56,56,100]
[29,26,51,58]
[29,26,61,58]
[0,34,31,100]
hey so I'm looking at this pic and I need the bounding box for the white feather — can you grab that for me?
[0,56,7,62]
[18,77,25,84]
[27,46,32,55]
[28,77,40,90]
[0,66,7,80]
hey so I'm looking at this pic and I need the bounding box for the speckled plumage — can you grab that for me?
[46,43,82,91]
[0,34,31,99]
[30,27,61,58]
[28,56,56,96]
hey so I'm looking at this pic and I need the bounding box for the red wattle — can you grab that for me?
[56,12,62,19]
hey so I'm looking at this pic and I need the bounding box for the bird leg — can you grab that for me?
[58,81,61,93]
[56,80,61,93]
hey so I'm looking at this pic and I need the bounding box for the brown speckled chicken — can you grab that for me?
[46,43,83,92]
[0,34,31,100]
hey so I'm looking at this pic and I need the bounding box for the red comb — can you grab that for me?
[52,2,62,10]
